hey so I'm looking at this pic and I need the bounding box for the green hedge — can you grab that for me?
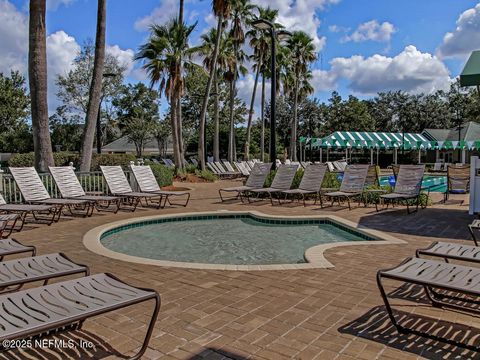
[8,152,137,171]
[144,161,174,187]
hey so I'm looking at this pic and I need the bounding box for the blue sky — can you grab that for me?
[2,0,480,117]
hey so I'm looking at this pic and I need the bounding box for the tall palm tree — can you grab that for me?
[28,0,54,172]
[193,29,234,161]
[135,19,196,168]
[228,0,255,162]
[286,31,316,161]
[197,0,232,170]
[244,6,282,160]
[79,0,107,171]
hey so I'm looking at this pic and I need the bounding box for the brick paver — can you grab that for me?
[1,178,477,359]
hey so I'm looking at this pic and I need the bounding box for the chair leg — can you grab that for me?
[129,294,161,360]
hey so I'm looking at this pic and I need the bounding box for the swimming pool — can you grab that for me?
[100,213,375,266]
[379,175,446,193]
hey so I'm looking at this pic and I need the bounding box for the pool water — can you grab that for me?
[379,175,446,193]
[101,215,373,265]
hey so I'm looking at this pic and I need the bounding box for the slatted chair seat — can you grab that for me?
[281,164,328,207]
[100,166,162,211]
[248,164,298,205]
[0,238,35,260]
[417,241,480,263]
[377,256,480,347]
[0,273,160,360]
[49,167,122,213]
[0,253,88,291]
[219,162,272,202]
[130,165,190,208]
[9,167,94,219]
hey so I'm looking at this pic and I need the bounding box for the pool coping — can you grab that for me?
[83,210,406,271]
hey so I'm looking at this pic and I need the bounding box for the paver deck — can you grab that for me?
[1,178,477,360]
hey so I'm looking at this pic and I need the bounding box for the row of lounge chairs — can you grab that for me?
[0,165,190,237]
[377,225,480,350]
[0,237,160,358]
[219,162,426,213]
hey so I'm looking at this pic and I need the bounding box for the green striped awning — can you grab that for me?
[309,131,431,150]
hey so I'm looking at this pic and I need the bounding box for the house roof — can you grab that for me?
[422,121,480,142]
[102,136,172,154]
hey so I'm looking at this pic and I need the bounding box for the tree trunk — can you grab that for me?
[228,78,236,162]
[170,97,180,166]
[291,77,299,161]
[198,15,223,170]
[176,96,185,168]
[28,0,54,172]
[213,70,220,161]
[79,0,107,171]
[260,73,265,162]
[244,60,261,161]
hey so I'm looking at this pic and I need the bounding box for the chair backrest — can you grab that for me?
[339,165,370,193]
[326,162,335,172]
[206,162,219,174]
[100,166,133,195]
[334,161,347,172]
[222,161,236,173]
[392,165,400,181]
[298,164,327,192]
[236,162,250,176]
[245,162,272,188]
[447,165,470,192]
[49,166,86,198]
[433,163,442,171]
[214,162,227,173]
[365,165,379,187]
[394,165,425,195]
[9,167,51,202]
[131,165,161,192]
[270,164,298,190]
[0,193,6,205]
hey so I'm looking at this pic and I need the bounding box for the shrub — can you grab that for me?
[8,152,79,169]
[185,163,197,174]
[144,162,173,187]
[322,172,341,189]
[90,154,136,171]
[195,169,217,182]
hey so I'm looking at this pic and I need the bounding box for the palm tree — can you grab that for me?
[228,0,255,162]
[285,31,316,161]
[79,0,107,171]
[197,1,232,170]
[193,29,234,161]
[28,0,54,172]
[135,19,196,168]
[244,6,282,160]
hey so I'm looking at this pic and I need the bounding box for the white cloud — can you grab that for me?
[311,69,337,92]
[107,45,135,75]
[251,0,339,51]
[342,20,396,43]
[0,0,28,74]
[328,45,452,95]
[47,0,76,11]
[134,0,178,31]
[236,73,271,123]
[437,3,480,59]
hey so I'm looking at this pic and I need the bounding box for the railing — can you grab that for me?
[0,170,137,204]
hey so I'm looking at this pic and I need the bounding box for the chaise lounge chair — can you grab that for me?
[0,238,35,260]
[0,253,89,293]
[378,164,425,214]
[377,256,480,349]
[49,166,122,213]
[416,241,480,264]
[0,273,160,360]
[247,164,298,205]
[443,164,470,203]
[9,167,94,219]
[0,193,58,230]
[218,162,272,202]
[324,165,371,210]
[130,165,190,208]
[281,164,328,207]
[0,215,22,239]
[100,166,163,211]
